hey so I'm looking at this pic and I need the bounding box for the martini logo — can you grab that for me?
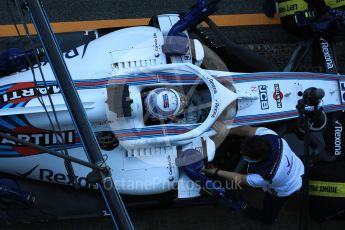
[273,84,283,108]
[259,85,269,110]
[1,126,76,156]
[0,83,60,105]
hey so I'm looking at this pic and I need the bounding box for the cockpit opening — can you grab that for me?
[141,80,237,126]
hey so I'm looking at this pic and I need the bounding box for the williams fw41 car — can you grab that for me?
[0,6,345,217]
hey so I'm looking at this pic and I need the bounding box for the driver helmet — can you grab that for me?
[145,88,187,119]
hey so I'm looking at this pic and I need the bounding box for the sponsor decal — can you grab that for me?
[195,147,202,153]
[320,38,335,70]
[39,168,95,188]
[273,84,283,108]
[334,120,342,156]
[184,55,192,60]
[18,62,48,73]
[310,184,337,193]
[309,180,345,198]
[211,100,220,118]
[167,155,174,181]
[162,94,170,108]
[0,115,81,157]
[286,155,293,175]
[16,164,40,177]
[278,1,308,17]
[207,78,218,94]
[16,165,96,189]
[340,82,345,103]
[250,86,257,92]
[258,85,269,110]
[1,126,76,156]
[65,42,90,59]
[153,33,159,52]
[286,156,291,167]
[0,82,60,105]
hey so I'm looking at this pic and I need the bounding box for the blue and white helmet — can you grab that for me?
[145,88,187,119]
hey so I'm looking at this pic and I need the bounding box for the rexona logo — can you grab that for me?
[259,85,269,110]
[334,120,343,156]
[17,165,96,189]
[320,38,334,70]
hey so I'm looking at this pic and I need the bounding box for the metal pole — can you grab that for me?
[24,1,133,229]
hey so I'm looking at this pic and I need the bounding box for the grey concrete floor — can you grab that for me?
[3,189,344,230]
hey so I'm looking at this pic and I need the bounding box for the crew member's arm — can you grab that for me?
[217,170,249,186]
[228,125,258,137]
[211,123,258,146]
[203,167,248,186]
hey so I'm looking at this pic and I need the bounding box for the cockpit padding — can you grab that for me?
[106,84,132,117]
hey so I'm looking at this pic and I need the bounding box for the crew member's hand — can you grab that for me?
[202,165,218,176]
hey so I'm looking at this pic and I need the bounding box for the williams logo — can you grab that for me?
[259,85,269,110]
[334,120,343,156]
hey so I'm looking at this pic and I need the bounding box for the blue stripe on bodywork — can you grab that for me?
[0,85,12,91]
[0,152,21,157]
[0,145,14,150]
[0,117,15,129]
[9,115,27,126]
[15,102,25,108]
[2,103,13,109]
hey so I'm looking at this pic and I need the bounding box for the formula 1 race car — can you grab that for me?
[0,0,344,225]
[1,12,345,193]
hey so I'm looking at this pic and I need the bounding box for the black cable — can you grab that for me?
[0,131,106,173]
[10,0,79,187]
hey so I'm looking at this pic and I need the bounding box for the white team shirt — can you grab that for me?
[246,128,305,197]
